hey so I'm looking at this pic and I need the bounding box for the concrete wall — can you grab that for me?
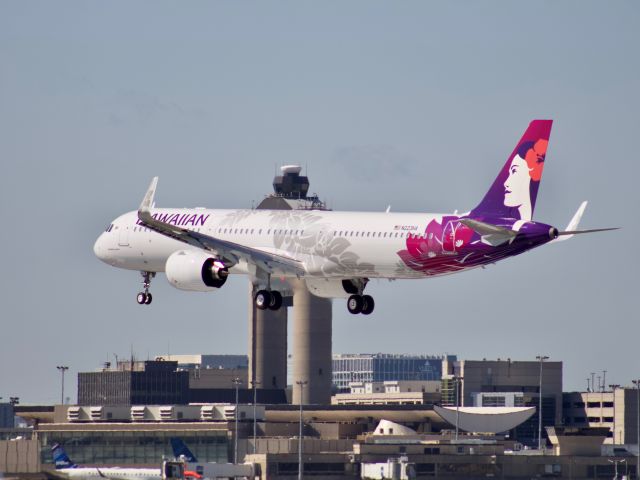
[0,439,40,474]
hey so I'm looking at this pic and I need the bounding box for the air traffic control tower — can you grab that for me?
[250,165,332,405]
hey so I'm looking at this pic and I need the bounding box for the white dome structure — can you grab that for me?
[433,405,536,434]
[372,419,418,436]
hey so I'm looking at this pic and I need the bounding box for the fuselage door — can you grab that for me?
[118,224,130,247]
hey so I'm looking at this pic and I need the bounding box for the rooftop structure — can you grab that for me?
[332,353,454,392]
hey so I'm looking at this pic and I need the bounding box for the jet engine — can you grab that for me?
[165,250,229,292]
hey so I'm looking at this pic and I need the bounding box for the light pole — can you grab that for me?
[296,380,308,480]
[536,355,549,451]
[232,377,242,464]
[608,458,625,480]
[632,379,640,480]
[56,366,69,404]
[251,380,260,454]
[454,376,464,441]
[609,384,620,446]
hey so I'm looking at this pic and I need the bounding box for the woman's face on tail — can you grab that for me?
[504,154,531,208]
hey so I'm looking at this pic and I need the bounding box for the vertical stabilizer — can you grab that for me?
[472,120,553,221]
[52,444,77,469]
[170,437,198,463]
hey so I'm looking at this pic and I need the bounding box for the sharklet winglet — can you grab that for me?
[139,176,158,215]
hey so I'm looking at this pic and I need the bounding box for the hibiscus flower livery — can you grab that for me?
[397,215,478,275]
[397,120,553,275]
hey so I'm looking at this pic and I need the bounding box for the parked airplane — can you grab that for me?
[170,438,197,463]
[51,444,196,480]
[169,438,254,480]
[94,120,615,314]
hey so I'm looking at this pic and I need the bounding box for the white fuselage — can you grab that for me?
[55,467,161,480]
[94,208,449,280]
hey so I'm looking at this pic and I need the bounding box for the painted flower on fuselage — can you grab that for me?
[398,216,476,274]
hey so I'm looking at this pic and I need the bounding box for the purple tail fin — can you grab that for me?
[472,120,553,221]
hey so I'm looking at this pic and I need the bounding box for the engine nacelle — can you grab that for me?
[165,250,228,292]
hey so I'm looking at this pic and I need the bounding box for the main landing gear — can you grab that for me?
[344,278,374,315]
[254,289,283,311]
[136,271,155,305]
[347,294,375,315]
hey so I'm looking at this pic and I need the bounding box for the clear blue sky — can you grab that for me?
[1,1,638,403]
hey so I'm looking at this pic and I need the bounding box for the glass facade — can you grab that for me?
[332,354,455,392]
[39,429,228,466]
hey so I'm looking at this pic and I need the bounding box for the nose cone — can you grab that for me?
[93,233,109,263]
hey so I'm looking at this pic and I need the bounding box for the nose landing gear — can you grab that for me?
[136,271,155,305]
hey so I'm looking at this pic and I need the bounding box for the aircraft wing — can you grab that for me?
[137,177,305,277]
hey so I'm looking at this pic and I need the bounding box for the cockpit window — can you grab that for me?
[105,224,114,232]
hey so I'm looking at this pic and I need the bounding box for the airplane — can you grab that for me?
[170,438,197,463]
[94,120,615,314]
[51,444,198,480]
[169,438,254,480]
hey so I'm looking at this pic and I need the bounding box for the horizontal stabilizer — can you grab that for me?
[458,218,517,246]
[551,201,618,243]
[556,227,619,236]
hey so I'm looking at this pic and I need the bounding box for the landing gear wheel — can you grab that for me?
[347,295,363,315]
[361,295,374,315]
[255,290,272,310]
[137,271,155,306]
[268,291,283,310]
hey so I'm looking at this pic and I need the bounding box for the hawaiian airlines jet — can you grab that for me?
[94,120,614,314]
